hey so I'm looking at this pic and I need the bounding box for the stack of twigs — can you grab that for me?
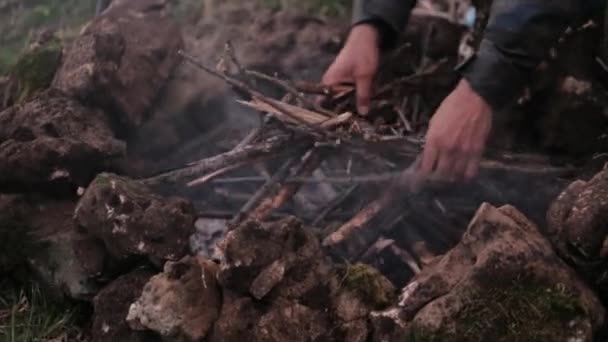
[140,43,575,286]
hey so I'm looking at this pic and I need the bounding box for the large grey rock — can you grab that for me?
[53,0,183,129]
[0,89,125,191]
[74,173,195,264]
[372,203,605,342]
[27,200,107,300]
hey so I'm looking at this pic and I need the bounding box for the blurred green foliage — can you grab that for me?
[0,0,95,74]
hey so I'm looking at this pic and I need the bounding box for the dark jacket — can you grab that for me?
[353,0,606,110]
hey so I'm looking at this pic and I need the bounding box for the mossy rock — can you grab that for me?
[341,263,396,309]
[408,275,586,342]
[11,35,63,102]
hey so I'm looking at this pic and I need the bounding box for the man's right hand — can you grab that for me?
[322,24,381,115]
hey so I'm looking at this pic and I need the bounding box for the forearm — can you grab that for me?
[460,0,589,110]
[352,0,417,48]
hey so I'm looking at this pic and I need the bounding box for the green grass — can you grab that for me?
[0,280,84,342]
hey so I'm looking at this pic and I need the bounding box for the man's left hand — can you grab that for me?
[418,78,493,182]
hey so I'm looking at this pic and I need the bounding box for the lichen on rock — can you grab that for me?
[74,173,196,264]
[372,203,605,342]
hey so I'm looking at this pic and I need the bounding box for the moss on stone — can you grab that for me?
[341,263,396,309]
[409,275,586,342]
[12,36,62,102]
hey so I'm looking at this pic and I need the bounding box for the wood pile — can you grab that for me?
[139,42,575,287]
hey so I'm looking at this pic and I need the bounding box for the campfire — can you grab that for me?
[0,0,607,341]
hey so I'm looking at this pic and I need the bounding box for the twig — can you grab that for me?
[245,70,336,117]
[229,157,299,227]
[140,135,298,185]
[322,196,386,248]
[249,148,325,221]
[312,185,358,226]
[179,51,329,138]
[187,162,249,187]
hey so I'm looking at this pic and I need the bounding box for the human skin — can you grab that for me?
[322,23,492,182]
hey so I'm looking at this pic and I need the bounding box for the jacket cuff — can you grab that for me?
[459,39,530,111]
[352,0,415,48]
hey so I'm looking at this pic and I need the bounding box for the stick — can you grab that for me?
[141,135,298,185]
[210,158,575,185]
[187,162,249,187]
[229,157,299,227]
[322,197,386,247]
[249,148,325,221]
[312,185,358,226]
[245,70,336,117]
[179,51,329,138]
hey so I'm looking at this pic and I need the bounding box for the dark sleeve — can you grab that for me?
[460,0,589,110]
[352,0,417,48]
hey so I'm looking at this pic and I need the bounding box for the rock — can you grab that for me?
[208,291,262,342]
[217,217,324,298]
[211,217,396,342]
[92,268,158,342]
[0,194,111,299]
[547,169,608,301]
[374,203,605,341]
[0,89,126,192]
[52,0,183,130]
[190,217,227,260]
[255,299,331,342]
[127,256,221,341]
[74,173,195,264]
[27,200,106,300]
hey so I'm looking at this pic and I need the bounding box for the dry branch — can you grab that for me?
[248,148,325,222]
[141,135,302,185]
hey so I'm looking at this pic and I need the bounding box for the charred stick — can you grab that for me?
[229,157,299,227]
[322,197,386,248]
[312,185,358,226]
[249,148,325,221]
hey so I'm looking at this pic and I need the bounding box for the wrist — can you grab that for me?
[347,23,381,49]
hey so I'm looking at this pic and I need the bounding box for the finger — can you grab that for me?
[354,74,373,115]
[322,60,351,84]
[435,150,456,181]
[419,141,439,177]
[464,154,482,181]
[451,154,469,182]
[319,66,350,105]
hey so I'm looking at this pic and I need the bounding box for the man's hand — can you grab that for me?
[418,79,493,181]
[322,24,380,115]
